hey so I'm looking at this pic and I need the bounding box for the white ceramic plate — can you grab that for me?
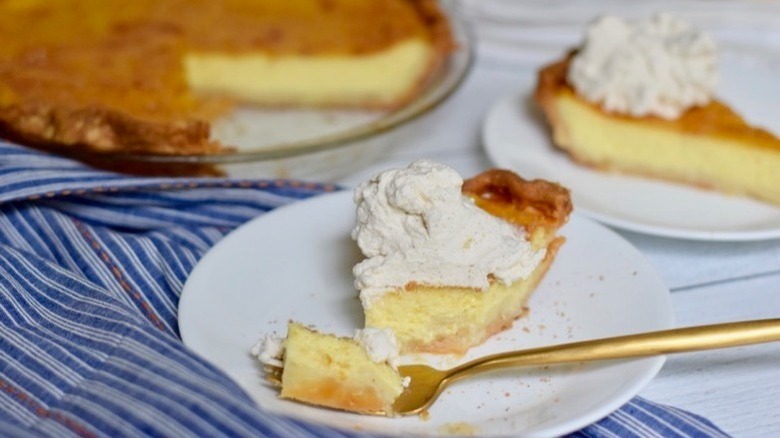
[179,191,673,438]
[482,48,780,241]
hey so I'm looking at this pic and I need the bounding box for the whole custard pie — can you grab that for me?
[0,0,454,155]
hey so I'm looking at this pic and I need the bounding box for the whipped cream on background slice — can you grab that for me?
[567,13,718,119]
[352,160,545,306]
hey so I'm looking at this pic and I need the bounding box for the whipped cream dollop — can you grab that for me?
[353,327,401,367]
[352,160,545,306]
[251,334,284,368]
[568,13,718,119]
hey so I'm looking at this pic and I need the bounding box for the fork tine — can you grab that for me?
[263,363,283,373]
[263,364,284,388]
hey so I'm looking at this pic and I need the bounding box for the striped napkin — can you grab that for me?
[0,141,730,437]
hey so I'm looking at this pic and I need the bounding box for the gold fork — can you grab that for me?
[264,318,780,416]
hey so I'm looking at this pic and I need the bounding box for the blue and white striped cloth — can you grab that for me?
[0,141,729,438]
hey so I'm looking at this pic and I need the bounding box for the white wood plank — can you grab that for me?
[640,272,780,436]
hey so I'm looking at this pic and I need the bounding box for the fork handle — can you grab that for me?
[454,318,780,377]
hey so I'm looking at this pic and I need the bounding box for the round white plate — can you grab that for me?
[482,48,780,241]
[179,191,673,438]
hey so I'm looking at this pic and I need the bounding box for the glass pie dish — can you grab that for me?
[50,8,474,182]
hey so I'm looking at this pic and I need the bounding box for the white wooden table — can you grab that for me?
[335,10,780,435]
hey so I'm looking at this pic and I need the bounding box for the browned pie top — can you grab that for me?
[0,0,452,155]
[462,169,572,234]
[534,55,780,151]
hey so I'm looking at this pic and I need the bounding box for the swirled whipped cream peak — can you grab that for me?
[568,13,718,119]
[351,160,545,306]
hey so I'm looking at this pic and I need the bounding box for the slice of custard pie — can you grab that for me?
[252,322,407,415]
[534,13,780,205]
[352,160,572,355]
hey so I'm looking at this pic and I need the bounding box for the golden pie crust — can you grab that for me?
[462,168,572,240]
